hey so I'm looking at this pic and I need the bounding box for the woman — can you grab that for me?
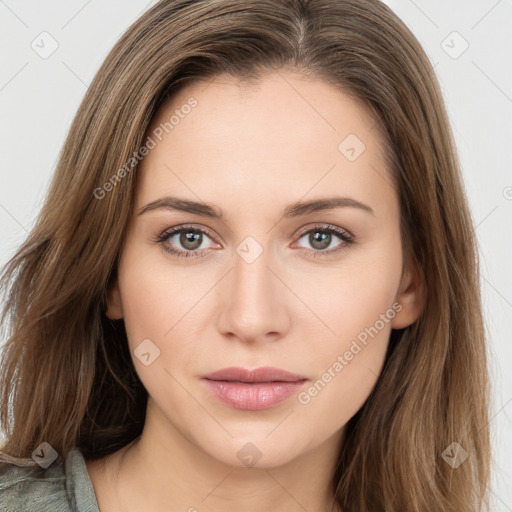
[0,0,491,510]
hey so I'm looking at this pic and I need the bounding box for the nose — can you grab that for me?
[216,241,291,345]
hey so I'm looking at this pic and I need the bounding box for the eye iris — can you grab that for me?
[310,231,331,250]
[180,230,202,250]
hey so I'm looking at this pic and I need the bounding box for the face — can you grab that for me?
[107,70,423,469]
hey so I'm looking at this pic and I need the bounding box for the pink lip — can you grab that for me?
[201,366,308,410]
[202,366,307,383]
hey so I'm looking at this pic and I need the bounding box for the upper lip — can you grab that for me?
[202,366,307,383]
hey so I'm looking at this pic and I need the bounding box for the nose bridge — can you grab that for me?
[233,237,272,305]
[217,234,290,343]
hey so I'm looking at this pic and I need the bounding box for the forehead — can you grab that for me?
[135,71,396,221]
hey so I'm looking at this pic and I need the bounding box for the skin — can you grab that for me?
[85,69,424,512]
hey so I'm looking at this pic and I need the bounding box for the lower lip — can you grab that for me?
[202,379,307,410]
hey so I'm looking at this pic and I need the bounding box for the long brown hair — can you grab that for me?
[0,0,491,509]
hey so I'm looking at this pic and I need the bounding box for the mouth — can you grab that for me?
[201,366,308,410]
[202,366,307,383]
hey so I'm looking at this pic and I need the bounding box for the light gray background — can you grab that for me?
[1,0,511,508]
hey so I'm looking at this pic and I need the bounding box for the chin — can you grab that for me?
[196,431,310,469]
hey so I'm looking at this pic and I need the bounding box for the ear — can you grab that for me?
[105,278,123,320]
[391,256,425,330]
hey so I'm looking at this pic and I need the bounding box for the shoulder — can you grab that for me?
[0,448,90,512]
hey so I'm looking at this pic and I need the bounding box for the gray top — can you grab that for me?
[0,448,100,512]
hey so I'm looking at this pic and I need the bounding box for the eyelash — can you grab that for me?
[155,223,355,259]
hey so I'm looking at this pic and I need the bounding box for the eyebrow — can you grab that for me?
[138,195,375,218]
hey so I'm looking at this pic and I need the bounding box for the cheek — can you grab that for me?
[116,247,210,371]
[292,241,402,412]
[292,236,401,347]
[287,287,397,457]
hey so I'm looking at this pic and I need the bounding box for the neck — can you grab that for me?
[105,401,345,512]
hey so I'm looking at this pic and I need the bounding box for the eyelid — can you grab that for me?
[157,223,353,244]
[156,222,355,258]
[294,222,355,241]
[156,223,220,246]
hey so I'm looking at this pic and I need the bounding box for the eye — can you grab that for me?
[155,223,355,259]
[293,223,355,257]
[156,225,219,258]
